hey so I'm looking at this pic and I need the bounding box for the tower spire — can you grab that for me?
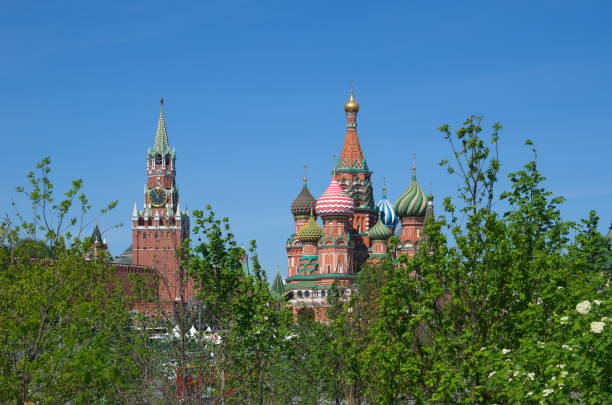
[339,88,365,169]
[153,97,170,155]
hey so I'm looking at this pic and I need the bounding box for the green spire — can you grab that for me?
[271,268,285,299]
[91,224,103,244]
[152,97,170,155]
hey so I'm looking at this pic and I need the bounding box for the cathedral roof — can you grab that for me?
[296,215,324,242]
[376,190,399,228]
[316,177,354,216]
[368,217,393,241]
[394,167,428,218]
[291,182,317,217]
[152,97,171,156]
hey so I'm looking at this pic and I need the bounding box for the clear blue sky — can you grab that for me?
[2,0,611,279]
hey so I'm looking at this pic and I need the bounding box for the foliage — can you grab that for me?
[358,116,611,403]
[0,159,144,404]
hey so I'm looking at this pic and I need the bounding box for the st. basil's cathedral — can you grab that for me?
[284,91,434,321]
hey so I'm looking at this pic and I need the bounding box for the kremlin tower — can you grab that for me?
[130,99,191,303]
[284,90,434,320]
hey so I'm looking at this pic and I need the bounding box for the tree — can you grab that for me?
[362,116,610,403]
[0,158,145,404]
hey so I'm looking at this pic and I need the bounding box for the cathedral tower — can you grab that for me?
[394,166,428,256]
[131,99,190,302]
[335,90,376,269]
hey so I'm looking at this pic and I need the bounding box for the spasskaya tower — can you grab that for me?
[131,98,190,302]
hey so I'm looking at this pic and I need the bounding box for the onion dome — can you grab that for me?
[368,217,392,241]
[291,182,317,217]
[376,190,399,228]
[315,177,354,216]
[296,215,324,242]
[394,167,428,218]
[344,89,360,113]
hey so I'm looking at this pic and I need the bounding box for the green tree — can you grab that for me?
[362,116,610,403]
[0,158,144,404]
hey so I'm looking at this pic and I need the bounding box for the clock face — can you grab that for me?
[149,187,167,207]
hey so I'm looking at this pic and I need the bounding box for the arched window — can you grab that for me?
[155,154,162,165]
[297,291,303,298]
[305,291,310,297]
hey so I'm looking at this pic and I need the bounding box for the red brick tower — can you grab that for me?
[131,98,191,302]
[287,174,317,278]
[335,90,376,269]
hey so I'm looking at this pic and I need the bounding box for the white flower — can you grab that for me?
[526,391,533,397]
[502,348,511,355]
[488,371,496,378]
[513,371,520,377]
[560,316,569,324]
[593,300,601,305]
[543,388,554,397]
[562,344,573,351]
[535,297,543,305]
[576,300,592,315]
[551,376,556,381]
[602,317,610,322]
[590,321,605,334]
[480,347,486,351]
[560,371,568,378]
[557,364,565,369]
[537,341,545,347]
[527,372,535,381]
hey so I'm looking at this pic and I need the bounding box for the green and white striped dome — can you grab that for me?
[394,168,428,218]
[368,217,392,241]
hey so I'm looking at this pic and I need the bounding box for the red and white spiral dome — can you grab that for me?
[315,177,354,216]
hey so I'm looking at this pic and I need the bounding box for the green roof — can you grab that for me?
[91,224,103,244]
[271,271,285,298]
[152,99,171,156]
[368,217,392,241]
[285,281,318,290]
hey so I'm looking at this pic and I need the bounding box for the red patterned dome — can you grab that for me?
[315,177,354,216]
[291,183,317,217]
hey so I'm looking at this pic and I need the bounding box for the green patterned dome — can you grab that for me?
[296,215,323,242]
[368,217,392,241]
[394,168,428,218]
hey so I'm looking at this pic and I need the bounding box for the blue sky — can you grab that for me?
[2,0,611,279]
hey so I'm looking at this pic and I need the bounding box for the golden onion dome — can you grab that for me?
[344,90,360,113]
